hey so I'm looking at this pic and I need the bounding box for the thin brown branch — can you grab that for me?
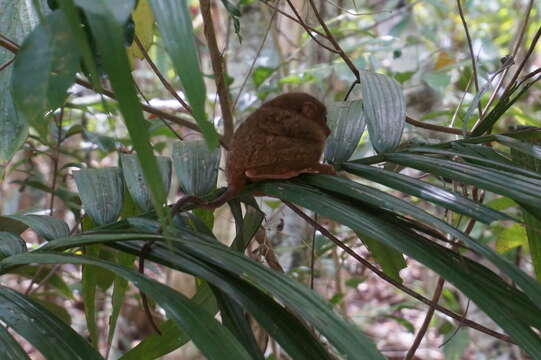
[200,0,235,145]
[456,0,483,122]
[139,242,162,335]
[502,23,541,99]
[307,0,360,81]
[405,277,446,360]
[0,56,15,72]
[49,107,64,215]
[0,33,230,148]
[284,201,513,343]
[233,2,278,109]
[406,116,469,136]
[261,1,327,38]
[134,36,192,114]
[284,0,340,54]
[482,0,534,114]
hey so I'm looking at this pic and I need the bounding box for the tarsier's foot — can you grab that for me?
[245,163,336,181]
[171,195,205,215]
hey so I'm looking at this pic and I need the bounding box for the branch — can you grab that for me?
[456,0,482,121]
[405,277,445,360]
[406,116,469,136]
[482,0,534,114]
[284,0,340,54]
[134,36,192,113]
[284,201,513,343]
[307,0,359,82]
[200,0,235,145]
[0,33,230,148]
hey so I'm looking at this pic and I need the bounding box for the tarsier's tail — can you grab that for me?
[171,186,240,216]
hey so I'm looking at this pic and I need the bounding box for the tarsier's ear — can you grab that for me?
[302,101,318,118]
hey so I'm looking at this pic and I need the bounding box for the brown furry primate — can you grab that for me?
[172,92,335,212]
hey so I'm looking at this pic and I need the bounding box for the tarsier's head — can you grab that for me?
[262,92,331,136]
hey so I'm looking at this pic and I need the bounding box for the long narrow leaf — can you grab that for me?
[0,286,103,360]
[251,181,541,358]
[384,153,541,212]
[343,163,509,223]
[38,233,382,359]
[0,253,252,360]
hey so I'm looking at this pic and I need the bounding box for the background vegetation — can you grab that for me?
[0,0,541,359]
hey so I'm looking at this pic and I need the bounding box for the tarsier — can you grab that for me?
[173,92,335,211]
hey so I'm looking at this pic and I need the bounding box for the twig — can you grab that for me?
[260,1,328,39]
[138,241,162,335]
[307,0,360,81]
[284,0,340,54]
[49,107,64,215]
[482,0,534,114]
[232,2,279,109]
[456,0,483,122]
[501,23,541,100]
[200,0,235,145]
[405,277,445,360]
[134,36,192,113]
[0,34,229,148]
[406,116,469,136]
[284,201,513,343]
[0,57,15,72]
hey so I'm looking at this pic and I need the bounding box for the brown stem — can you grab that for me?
[284,201,513,343]
[0,34,230,149]
[406,116,469,136]
[138,241,162,335]
[307,0,360,82]
[482,0,534,115]
[0,56,15,72]
[261,0,327,38]
[405,277,446,360]
[49,107,64,215]
[456,0,483,122]
[200,0,235,145]
[501,23,541,100]
[284,0,340,54]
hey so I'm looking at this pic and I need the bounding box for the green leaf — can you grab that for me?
[357,233,405,283]
[343,162,509,224]
[11,10,80,122]
[13,266,73,299]
[211,287,265,360]
[82,244,100,346]
[508,136,541,281]
[324,100,365,164]
[252,66,275,88]
[361,71,405,153]
[76,0,169,225]
[148,0,219,148]
[384,153,541,213]
[251,180,541,357]
[107,252,135,351]
[121,154,172,212]
[0,323,30,360]
[74,168,124,226]
[0,0,43,163]
[39,233,384,359]
[0,232,26,260]
[173,140,221,197]
[1,253,252,360]
[302,173,541,308]
[120,282,218,360]
[0,286,103,360]
[2,215,69,241]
